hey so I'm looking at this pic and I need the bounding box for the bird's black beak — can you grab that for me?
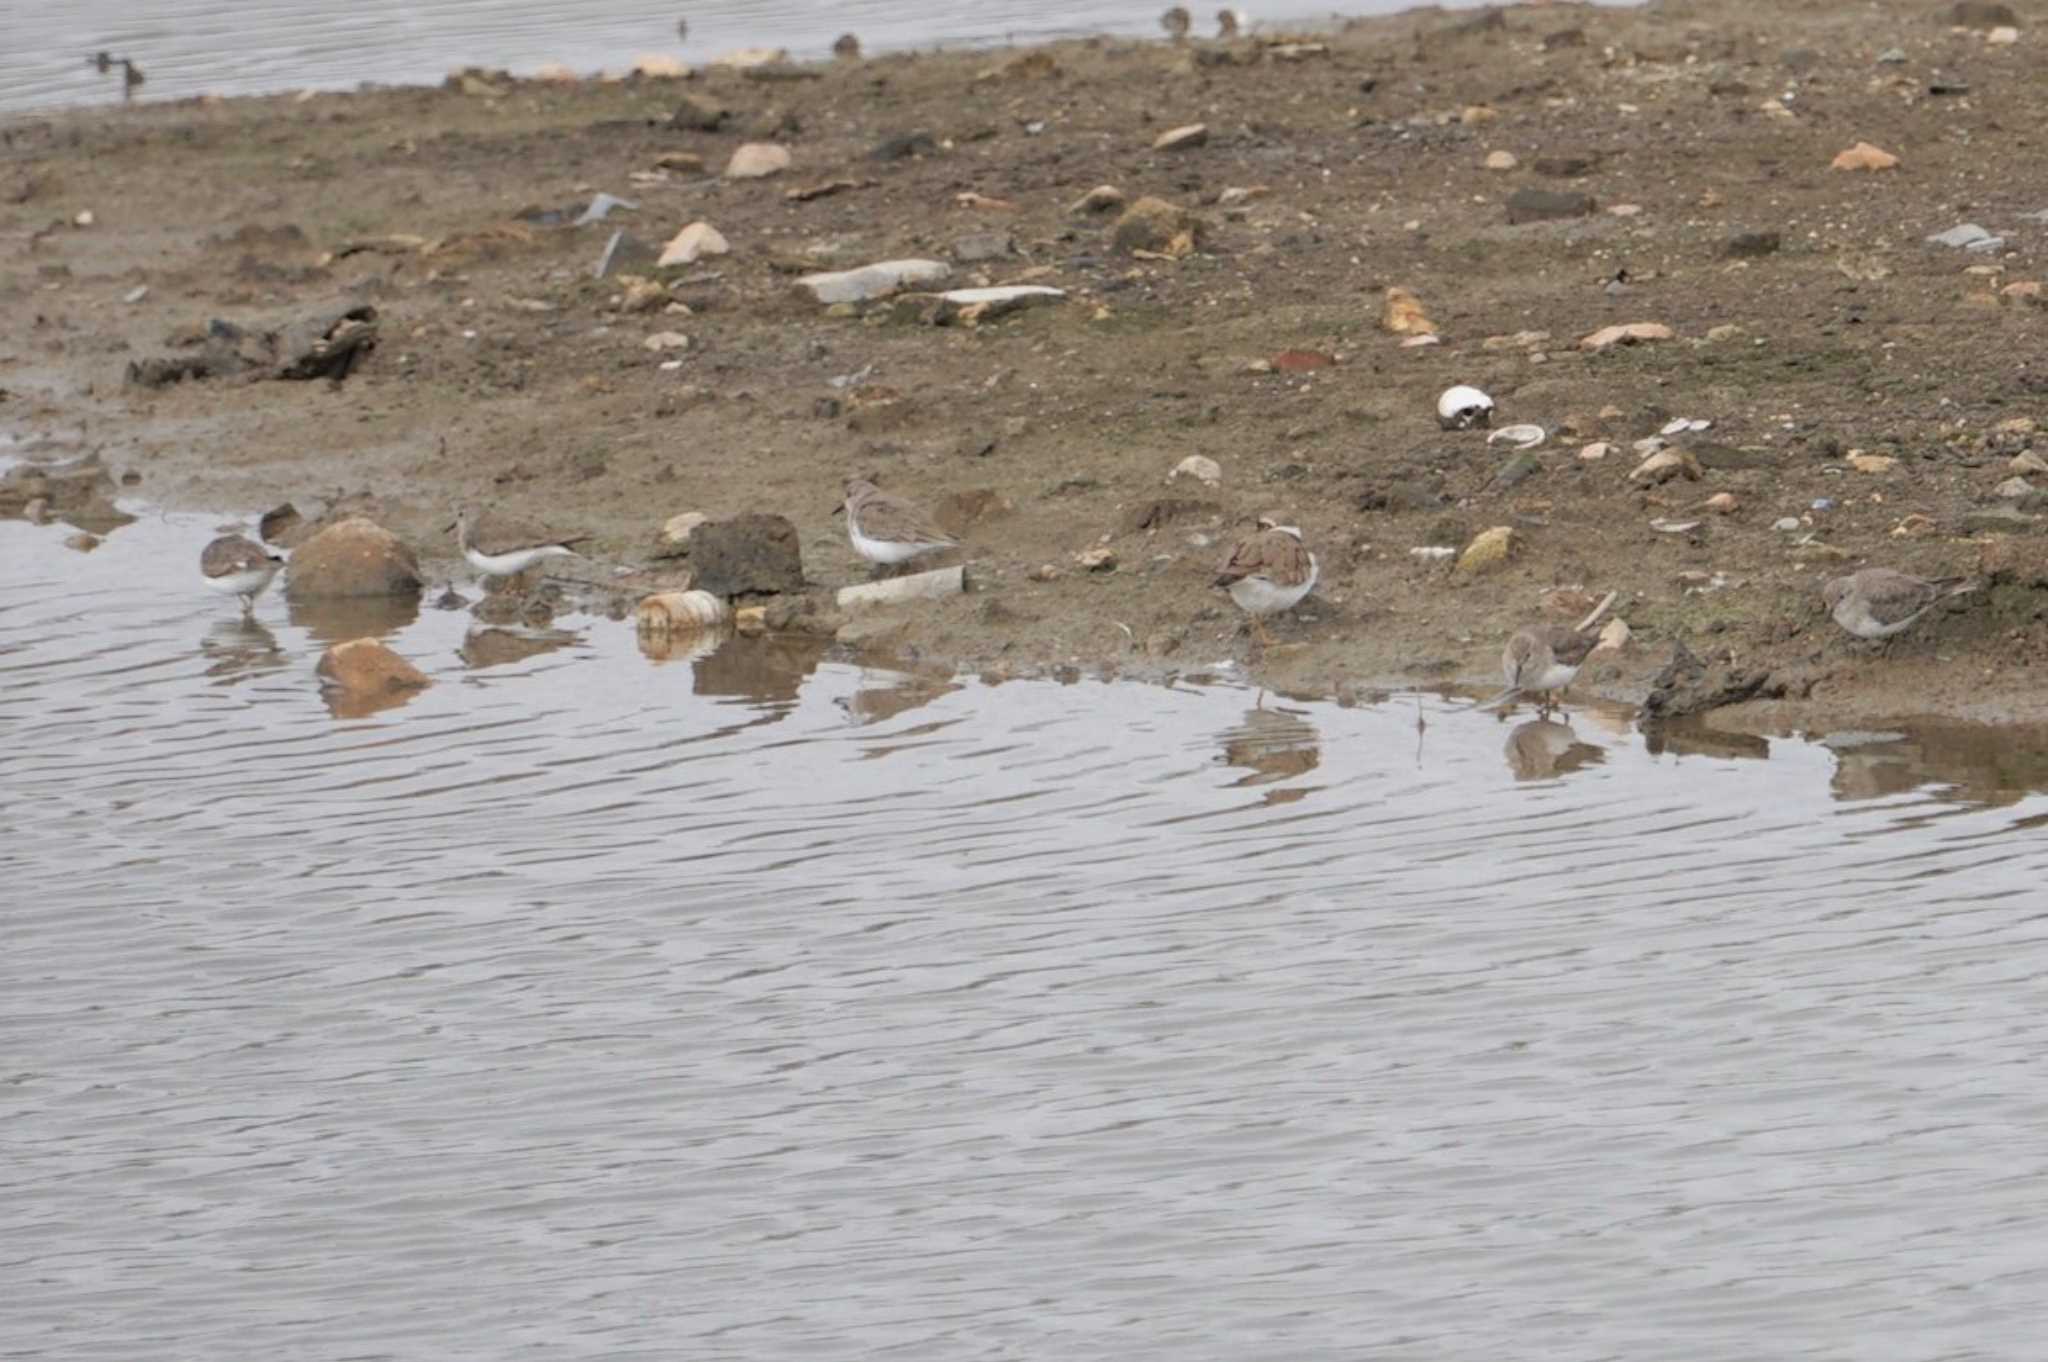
[442,521,456,534]
[830,503,844,517]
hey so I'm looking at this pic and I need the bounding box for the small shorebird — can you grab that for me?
[1489,590,1616,714]
[200,533,285,615]
[1821,568,1975,643]
[448,506,587,581]
[1214,518,1318,647]
[1216,7,1248,37]
[832,33,862,59]
[838,477,959,574]
[1160,6,1193,39]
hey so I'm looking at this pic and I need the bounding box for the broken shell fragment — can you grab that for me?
[1485,423,1546,450]
[1170,454,1223,487]
[1437,384,1495,430]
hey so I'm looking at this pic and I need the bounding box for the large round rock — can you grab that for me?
[285,516,423,599]
[689,513,806,596]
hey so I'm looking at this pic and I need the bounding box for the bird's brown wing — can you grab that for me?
[854,491,958,547]
[1855,569,1941,630]
[200,535,273,578]
[1546,624,1601,668]
[470,508,586,555]
[1215,528,1309,586]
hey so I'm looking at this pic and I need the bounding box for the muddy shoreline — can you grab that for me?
[5,0,2047,732]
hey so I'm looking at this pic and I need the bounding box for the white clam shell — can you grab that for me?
[1436,384,1495,428]
[1485,423,1546,449]
[1170,454,1223,487]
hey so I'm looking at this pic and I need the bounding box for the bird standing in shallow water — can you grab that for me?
[1821,567,1975,644]
[1214,518,1317,647]
[1490,590,1616,714]
[448,506,587,583]
[838,477,959,575]
[200,533,285,615]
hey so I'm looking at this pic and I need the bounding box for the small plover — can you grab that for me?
[448,506,587,581]
[200,533,285,615]
[1490,590,1615,713]
[1214,518,1317,646]
[1160,6,1192,39]
[1821,568,1974,642]
[838,477,959,573]
[1216,8,1247,38]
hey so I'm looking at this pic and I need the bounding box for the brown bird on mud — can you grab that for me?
[1214,518,1318,647]
[1486,590,1616,714]
[1821,568,1975,644]
[838,477,960,575]
[1160,6,1192,39]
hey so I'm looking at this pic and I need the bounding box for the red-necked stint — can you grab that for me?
[1821,567,1975,642]
[200,533,285,615]
[1490,590,1615,713]
[448,506,587,580]
[839,477,960,575]
[1214,518,1318,646]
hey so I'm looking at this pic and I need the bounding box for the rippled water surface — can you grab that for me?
[8,510,2048,1360]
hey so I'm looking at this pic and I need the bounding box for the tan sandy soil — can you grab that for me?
[4,0,2047,729]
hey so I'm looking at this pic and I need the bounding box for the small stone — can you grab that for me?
[1608,203,1643,218]
[64,532,99,552]
[658,510,708,552]
[1532,155,1594,177]
[1987,26,2021,45]
[1831,142,1900,171]
[657,221,729,266]
[794,258,950,303]
[1893,513,1939,538]
[316,637,430,718]
[1725,230,1781,258]
[724,143,792,179]
[1455,525,1517,576]
[1111,196,1202,255]
[1460,105,1498,125]
[642,330,691,351]
[1171,455,1222,487]
[1847,452,1898,473]
[1077,546,1118,572]
[1581,321,1674,352]
[1876,47,1907,64]
[1705,324,1745,343]
[1774,516,1803,532]
[870,131,937,161]
[1630,448,1703,484]
[1506,187,1596,224]
[1593,618,1631,653]
[1153,123,1209,151]
[734,605,769,637]
[1217,186,1268,206]
[1381,286,1437,336]
[1068,184,1125,215]
[950,231,1013,263]
[1027,563,1061,582]
[617,276,668,312]
[2003,281,2044,304]
[671,93,732,132]
[689,513,805,595]
[1578,441,1613,462]
[1927,223,1998,249]
[1949,2,2015,29]
[1997,476,2036,499]
[1705,492,1739,515]
[74,209,94,227]
[1483,150,1518,171]
[286,517,422,599]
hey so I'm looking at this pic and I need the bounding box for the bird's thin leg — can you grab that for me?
[1253,617,1274,649]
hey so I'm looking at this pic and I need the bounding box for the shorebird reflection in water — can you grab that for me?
[1504,717,1606,782]
[1219,702,1320,806]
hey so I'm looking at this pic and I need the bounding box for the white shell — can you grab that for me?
[1408,546,1457,561]
[1650,518,1701,533]
[1437,384,1494,429]
[1170,454,1223,487]
[1486,423,1546,449]
[1661,417,1713,436]
[635,589,729,633]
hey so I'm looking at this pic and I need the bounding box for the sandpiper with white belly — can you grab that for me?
[199,533,286,615]
[1821,567,1975,644]
[448,506,587,583]
[1489,590,1617,714]
[838,477,959,575]
[1214,518,1318,647]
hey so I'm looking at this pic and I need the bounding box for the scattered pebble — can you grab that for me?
[1382,286,1438,337]
[1831,142,1900,171]
[122,285,148,304]
[1661,417,1712,436]
[657,221,728,266]
[1581,321,1674,352]
[1578,441,1613,462]
[1996,476,2035,499]
[1483,150,1518,171]
[1705,492,1739,515]
[724,143,793,179]
[1076,547,1118,572]
[74,209,94,227]
[1170,454,1222,487]
[1455,526,1517,576]
[1774,516,1803,532]
[1409,546,1456,562]
[642,331,691,351]
[1068,184,1125,215]
[1152,123,1209,151]
[1847,452,1898,473]
[1927,223,2004,251]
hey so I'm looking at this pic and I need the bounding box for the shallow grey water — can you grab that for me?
[7,510,2048,1361]
[3,0,1627,115]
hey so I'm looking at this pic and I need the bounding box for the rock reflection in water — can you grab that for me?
[692,635,828,706]
[1823,721,2048,808]
[1504,717,1606,782]
[1643,720,1772,763]
[1218,702,1322,805]
[199,616,287,684]
[458,624,578,670]
[287,591,421,644]
[636,623,725,665]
